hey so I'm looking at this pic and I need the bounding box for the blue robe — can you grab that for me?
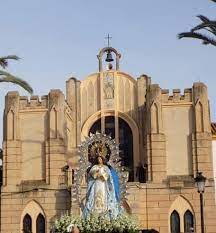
[83,164,120,219]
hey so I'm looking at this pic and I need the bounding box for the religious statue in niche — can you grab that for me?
[74,132,128,219]
[104,73,114,100]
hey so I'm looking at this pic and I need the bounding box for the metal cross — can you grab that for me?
[105,34,112,47]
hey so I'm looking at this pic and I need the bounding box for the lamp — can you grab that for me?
[194,172,206,233]
[195,172,206,193]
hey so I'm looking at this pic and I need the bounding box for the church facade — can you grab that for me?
[1,47,216,233]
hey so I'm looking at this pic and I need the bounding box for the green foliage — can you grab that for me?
[178,2,216,47]
[0,55,33,94]
[54,214,139,233]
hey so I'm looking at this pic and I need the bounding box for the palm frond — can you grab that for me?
[178,31,216,46]
[191,22,216,35]
[0,55,20,69]
[0,70,33,94]
[197,15,211,23]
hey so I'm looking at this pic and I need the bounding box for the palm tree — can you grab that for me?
[0,55,33,94]
[178,1,216,47]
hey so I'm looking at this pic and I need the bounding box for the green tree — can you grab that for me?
[0,55,33,94]
[178,1,216,47]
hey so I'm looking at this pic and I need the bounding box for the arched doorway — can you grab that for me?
[89,116,134,181]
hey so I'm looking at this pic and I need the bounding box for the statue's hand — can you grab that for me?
[99,175,105,181]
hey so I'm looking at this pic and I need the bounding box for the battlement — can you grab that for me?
[161,88,192,103]
[19,95,48,110]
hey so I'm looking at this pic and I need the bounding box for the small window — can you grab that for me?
[23,214,32,233]
[170,210,180,233]
[36,213,45,233]
[184,210,194,233]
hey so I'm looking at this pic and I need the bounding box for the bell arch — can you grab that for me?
[20,200,46,233]
[81,110,140,181]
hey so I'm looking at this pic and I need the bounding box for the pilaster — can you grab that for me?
[46,90,67,185]
[2,92,21,191]
[146,85,166,182]
[192,82,213,179]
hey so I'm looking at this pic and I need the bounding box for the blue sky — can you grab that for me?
[0,0,215,142]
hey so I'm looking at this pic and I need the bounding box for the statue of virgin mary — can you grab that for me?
[83,153,121,219]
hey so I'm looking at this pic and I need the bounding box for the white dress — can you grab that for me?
[90,164,109,214]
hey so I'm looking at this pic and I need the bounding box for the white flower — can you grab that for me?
[67,223,74,232]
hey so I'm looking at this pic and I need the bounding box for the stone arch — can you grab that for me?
[81,110,140,171]
[20,200,46,233]
[168,195,195,233]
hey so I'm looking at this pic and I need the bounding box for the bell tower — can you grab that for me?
[97,34,121,72]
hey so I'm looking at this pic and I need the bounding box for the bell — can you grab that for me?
[105,50,114,62]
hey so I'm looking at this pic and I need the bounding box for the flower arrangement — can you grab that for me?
[54,213,139,233]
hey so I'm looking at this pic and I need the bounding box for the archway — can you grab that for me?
[81,110,140,181]
[89,116,134,181]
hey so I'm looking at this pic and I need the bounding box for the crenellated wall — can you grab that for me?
[161,88,192,103]
[19,95,48,110]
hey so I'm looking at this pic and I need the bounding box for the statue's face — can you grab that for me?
[97,156,103,165]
